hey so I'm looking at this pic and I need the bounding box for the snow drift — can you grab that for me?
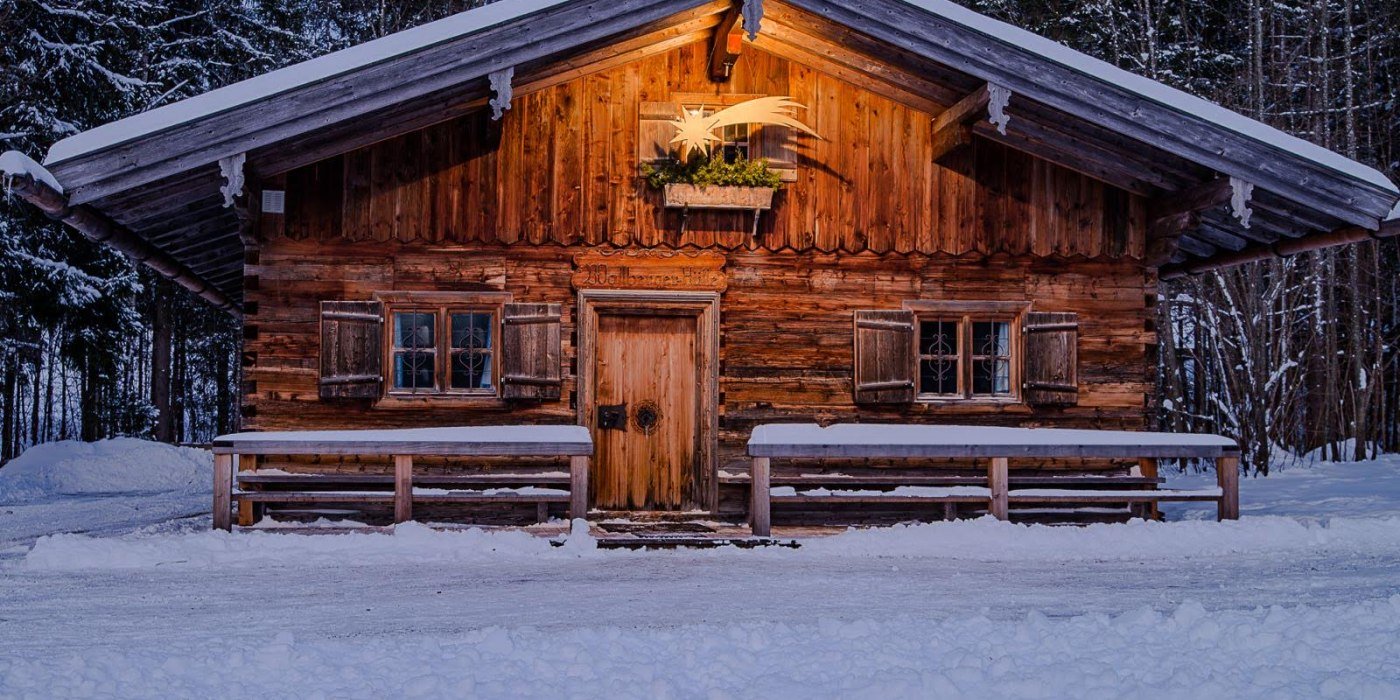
[0,438,211,504]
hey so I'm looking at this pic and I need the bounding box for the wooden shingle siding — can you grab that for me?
[279,44,1145,259]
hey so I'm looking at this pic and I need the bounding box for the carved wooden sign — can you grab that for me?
[572,250,727,292]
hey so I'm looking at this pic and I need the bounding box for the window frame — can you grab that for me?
[903,301,1029,404]
[376,291,510,400]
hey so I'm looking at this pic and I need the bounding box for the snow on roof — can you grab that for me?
[902,0,1395,194]
[43,0,570,166]
[42,0,1396,198]
[749,423,1237,449]
[0,150,63,193]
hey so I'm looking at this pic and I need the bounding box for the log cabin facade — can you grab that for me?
[7,0,1397,526]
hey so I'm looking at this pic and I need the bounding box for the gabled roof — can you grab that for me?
[12,0,1398,310]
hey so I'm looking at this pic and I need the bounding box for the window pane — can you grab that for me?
[921,357,958,395]
[452,352,493,390]
[450,313,493,351]
[972,321,1010,357]
[395,312,435,349]
[393,351,435,390]
[972,358,1011,396]
[919,320,957,357]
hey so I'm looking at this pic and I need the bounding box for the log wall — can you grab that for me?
[243,241,1155,476]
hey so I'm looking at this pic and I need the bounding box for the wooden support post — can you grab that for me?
[988,457,1009,520]
[536,502,550,523]
[393,455,413,524]
[751,457,771,537]
[237,454,259,526]
[1138,457,1160,520]
[943,501,957,522]
[570,455,589,521]
[213,453,233,531]
[1216,454,1240,520]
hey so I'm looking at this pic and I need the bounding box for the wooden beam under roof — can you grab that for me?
[929,84,990,163]
[1161,224,1400,279]
[708,2,745,80]
[2,168,240,314]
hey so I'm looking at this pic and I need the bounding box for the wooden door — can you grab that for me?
[591,313,699,510]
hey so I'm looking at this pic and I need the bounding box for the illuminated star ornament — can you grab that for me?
[669,96,820,161]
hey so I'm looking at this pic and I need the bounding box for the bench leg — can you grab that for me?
[213,453,233,531]
[1217,454,1240,520]
[1138,458,1161,520]
[394,455,413,524]
[570,455,589,521]
[536,502,550,523]
[237,454,259,527]
[988,458,1009,520]
[943,501,957,522]
[751,457,771,537]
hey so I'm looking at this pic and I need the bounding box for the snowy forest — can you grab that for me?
[1,0,1396,473]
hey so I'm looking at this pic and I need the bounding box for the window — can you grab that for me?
[685,105,750,162]
[909,302,1025,401]
[380,293,505,398]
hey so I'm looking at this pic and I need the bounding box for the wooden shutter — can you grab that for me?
[319,300,383,400]
[1023,311,1079,406]
[853,310,916,404]
[501,303,563,400]
[639,102,677,163]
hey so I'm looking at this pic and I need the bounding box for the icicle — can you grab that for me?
[1229,176,1254,229]
[218,152,246,208]
[988,83,1011,135]
[489,67,514,121]
[742,0,764,41]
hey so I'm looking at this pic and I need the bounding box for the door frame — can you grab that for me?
[576,289,720,512]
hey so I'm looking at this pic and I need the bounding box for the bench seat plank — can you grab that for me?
[1008,488,1222,503]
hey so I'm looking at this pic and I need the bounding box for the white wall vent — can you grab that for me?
[261,189,286,214]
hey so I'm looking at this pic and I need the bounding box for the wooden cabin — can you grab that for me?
[6,0,1397,529]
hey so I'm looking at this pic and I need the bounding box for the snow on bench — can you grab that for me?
[211,426,593,530]
[746,423,1240,536]
[748,423,1237,459]
[212,425,593,456]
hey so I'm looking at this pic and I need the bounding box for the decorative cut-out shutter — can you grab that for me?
[319,301,383,400]
[1023,311,1079,406]
[638,102,677,163]
[501,303,563,400]
[853,310,916,404]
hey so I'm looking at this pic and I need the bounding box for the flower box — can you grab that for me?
[662,183,775,211]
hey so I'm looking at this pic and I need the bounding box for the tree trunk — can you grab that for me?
[152,279,176,443]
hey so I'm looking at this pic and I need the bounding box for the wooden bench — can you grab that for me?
[211,426,593,531]
[746,423,1240,536]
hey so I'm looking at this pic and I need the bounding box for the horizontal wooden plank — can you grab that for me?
[1008,490,1221,503]
[238,473,571,485]
[772,495,990,504]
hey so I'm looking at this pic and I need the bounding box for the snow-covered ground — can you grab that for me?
[2,442,1399,698]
